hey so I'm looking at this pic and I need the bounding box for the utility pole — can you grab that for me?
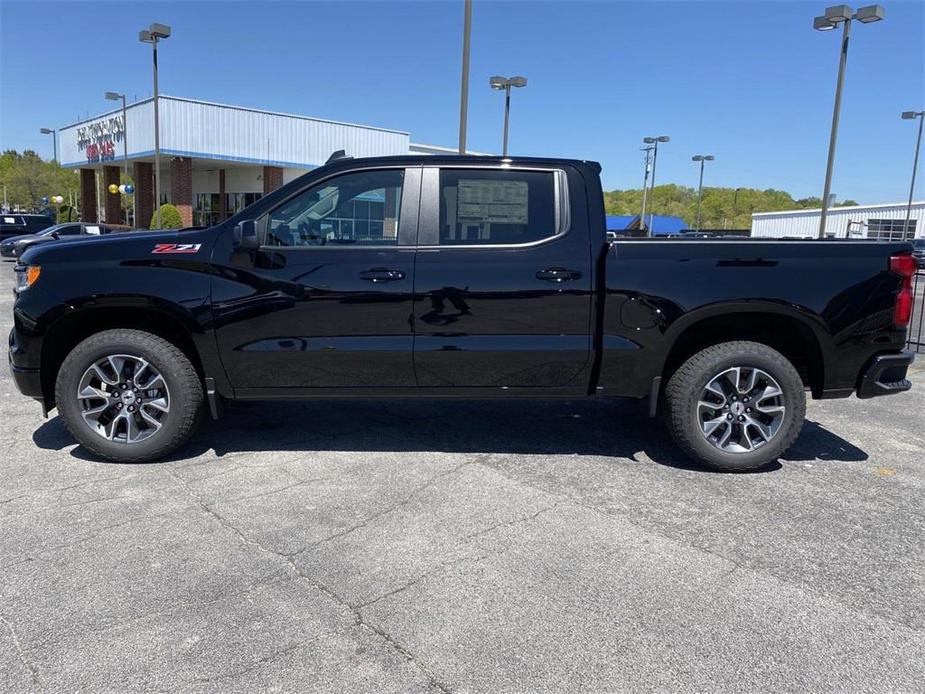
[458,0,472,155]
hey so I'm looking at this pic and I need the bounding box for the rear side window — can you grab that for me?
[438,169,559,245]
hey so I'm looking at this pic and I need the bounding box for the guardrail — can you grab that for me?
[908,269,925,354]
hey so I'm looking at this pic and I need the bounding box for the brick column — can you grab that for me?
[263,166,283,194]
[170,157,193,227]
[79,168,98,223]
[383,186,398,240]
[218,169,226,221]
[103,166,121,224]
[133,161,154,229]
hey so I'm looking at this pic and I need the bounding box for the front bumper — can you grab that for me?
[857,351,915,399]
[8,328,43,400]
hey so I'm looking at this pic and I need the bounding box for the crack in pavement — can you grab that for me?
[166,467,457,693]
[23,570,291,654]
[1,613,44,691]
[478,458,925,635]
[356,554,490,610]
[459,502,563,545]
[189,639,312,685]
[292,459,481,557]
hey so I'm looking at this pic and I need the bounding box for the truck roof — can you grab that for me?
[321,154,603,173]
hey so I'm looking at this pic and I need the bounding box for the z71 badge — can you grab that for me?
[152,243,202,254]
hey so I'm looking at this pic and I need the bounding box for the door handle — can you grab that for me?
[536,267,582,283]
[360,268,405,283]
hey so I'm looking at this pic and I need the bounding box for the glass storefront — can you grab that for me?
[194,192,262,227]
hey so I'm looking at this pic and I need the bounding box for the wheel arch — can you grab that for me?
[40,304,207,409]
[659,303,829,398]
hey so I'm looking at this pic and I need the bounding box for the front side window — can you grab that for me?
[266,169,403,247]
[439,169,558,245]
[56,224,82,236]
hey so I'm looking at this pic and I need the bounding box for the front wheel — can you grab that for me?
[55,329,203,463]
[664,341,806,472]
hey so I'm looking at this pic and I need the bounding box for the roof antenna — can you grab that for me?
[326,149,351,164]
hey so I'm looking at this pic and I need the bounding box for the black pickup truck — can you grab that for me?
[8,155,916,471]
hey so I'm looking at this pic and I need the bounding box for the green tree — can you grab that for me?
[150,203,183,230]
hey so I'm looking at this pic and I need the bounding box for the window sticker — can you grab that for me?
[3,217,15,224]
[85,226,101,235]
[457,179,528,225]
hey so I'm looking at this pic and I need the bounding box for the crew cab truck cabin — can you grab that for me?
[8,155,915,471]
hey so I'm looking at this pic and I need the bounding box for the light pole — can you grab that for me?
[458,0,472,155]
[813,4,885,239]
[642,136,669,236]
[139,22,171,229]
[639,146,655,233]
[901,110,924,238]
[489,75,527,156]
[105,92,129,182]
[39,128,57,162]
[692,155,715,231]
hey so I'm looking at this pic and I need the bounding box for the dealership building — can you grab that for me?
[58,95,467,228]
[751,201,925,240]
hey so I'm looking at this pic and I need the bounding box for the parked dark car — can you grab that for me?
[913,237,925,269]
[0,213,55,242]
[8,155,916,471]
[1,222,133,259]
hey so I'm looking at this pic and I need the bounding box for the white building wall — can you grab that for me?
[752,201,925,239]
[58,96,410,169]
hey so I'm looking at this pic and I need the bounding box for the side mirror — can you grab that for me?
[233,219,259,249]
[51,231,60,239]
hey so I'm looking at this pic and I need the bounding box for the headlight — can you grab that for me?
[14,265,41,293]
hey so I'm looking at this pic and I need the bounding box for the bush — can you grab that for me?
[150,203,183,230]
[56,205,76,223]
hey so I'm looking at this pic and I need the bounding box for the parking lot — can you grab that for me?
[1,263,923,693]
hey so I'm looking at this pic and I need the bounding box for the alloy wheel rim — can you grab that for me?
[76,354,170,444]
[696,366,785,454]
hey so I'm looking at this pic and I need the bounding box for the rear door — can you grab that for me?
[412,165,593,391]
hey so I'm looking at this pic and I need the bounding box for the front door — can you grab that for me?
[212,166,419,391]
[412,166,593,391]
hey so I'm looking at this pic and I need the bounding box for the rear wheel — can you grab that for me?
[665,341,806,472]
[55,329,203,463]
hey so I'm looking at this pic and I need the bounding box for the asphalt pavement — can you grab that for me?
[1,261,923,693]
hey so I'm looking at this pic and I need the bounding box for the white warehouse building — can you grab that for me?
[751,201,925,241]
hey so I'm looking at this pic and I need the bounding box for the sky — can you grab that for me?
[1,0,923,203]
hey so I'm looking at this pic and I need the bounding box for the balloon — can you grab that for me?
[118,184,126,194]
[124,184,135,194]
[41,196,48,204]
[54,195,64,204]
[108,183,119,194]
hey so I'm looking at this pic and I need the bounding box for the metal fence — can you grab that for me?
[908,270,925,354]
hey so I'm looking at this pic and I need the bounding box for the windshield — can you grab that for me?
[38,225,65,237]
[913,238,925,249]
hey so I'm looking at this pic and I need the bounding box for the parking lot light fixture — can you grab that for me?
[814,4,885,239]
[139,23,171,229]
[692,155,715,232]
[490,75,528,156]
[641,136,670,236]
[901,110,925,237]
[39,128,57,162]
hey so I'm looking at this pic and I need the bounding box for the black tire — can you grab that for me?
[55,329,203,463]
[664,341,806,472]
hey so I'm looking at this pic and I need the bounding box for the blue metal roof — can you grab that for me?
[648,215,687,235]
[606,215,636,230]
